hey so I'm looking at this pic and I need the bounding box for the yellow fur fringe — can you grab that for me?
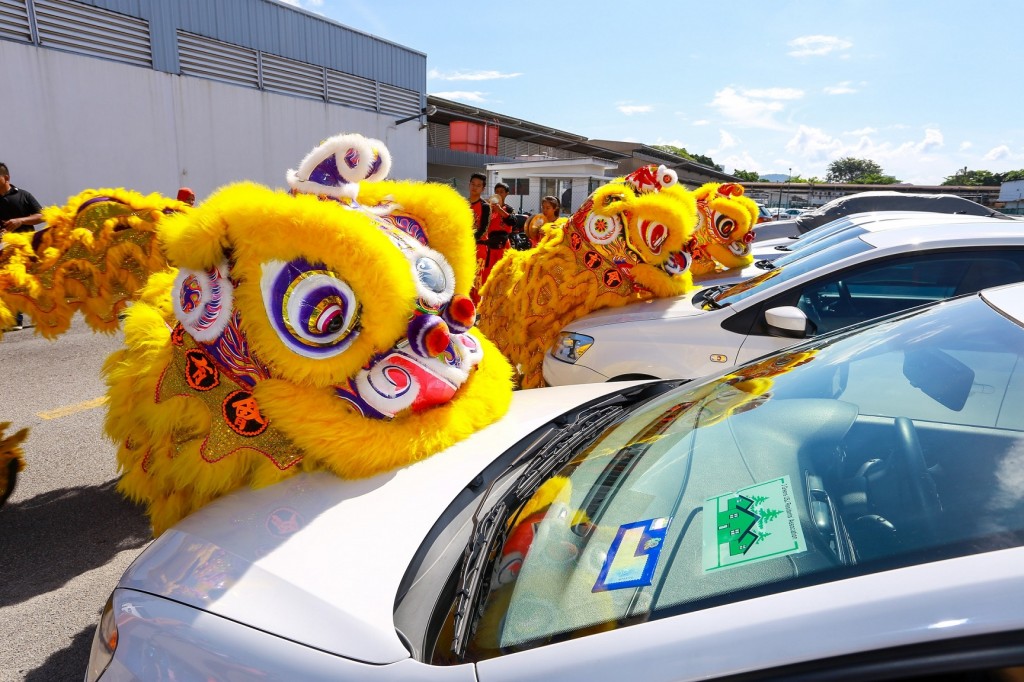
[0,188,180,341]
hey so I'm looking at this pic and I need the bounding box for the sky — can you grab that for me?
[278,0,1024,185]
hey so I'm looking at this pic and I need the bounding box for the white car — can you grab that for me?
[544,219,1024,385]
[88,284,1024,680]
[750,211,1001,263]
[751,190,1009,241]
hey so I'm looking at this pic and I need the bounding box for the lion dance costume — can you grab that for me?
[0,133,513,534]
[476,173,760,389]
[476,165,699,389]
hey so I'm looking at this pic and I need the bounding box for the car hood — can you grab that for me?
[117,382,632,665]
[562,291,712,329]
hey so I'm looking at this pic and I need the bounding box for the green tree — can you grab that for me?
[1001,169,1024,182]
[853,172,901,185]
[733,169,761,182]
[825,157,888,183]
[651,144,722,171]
[942,169,1003,186]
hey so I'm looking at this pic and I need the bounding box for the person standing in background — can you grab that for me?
[0,162,44,331]
[467,172,491,304]
[522,195,562,247]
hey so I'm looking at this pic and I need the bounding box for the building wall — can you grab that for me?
[1,39,425,207]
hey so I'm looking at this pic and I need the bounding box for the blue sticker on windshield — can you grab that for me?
[593,517,670,592]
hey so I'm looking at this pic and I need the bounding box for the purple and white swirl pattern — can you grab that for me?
[173,262,234,343]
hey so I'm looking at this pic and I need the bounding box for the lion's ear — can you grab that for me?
[590,182,633,216]
[159,197,231,271]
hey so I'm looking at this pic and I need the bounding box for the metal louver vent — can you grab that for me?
[0,0,31,43]
[260,52,325,100]
[326,69,377,111]
[378,83,419,117]
[34,0,151,67]
[177,30,258,88]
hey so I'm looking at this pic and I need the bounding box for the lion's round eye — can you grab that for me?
[408,249,455,309]
[715,215,736,239]
[416,256,447,294]
[262,259,361,358]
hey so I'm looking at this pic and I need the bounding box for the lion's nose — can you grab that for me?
[408,313,451,358]
[441,294,476,334]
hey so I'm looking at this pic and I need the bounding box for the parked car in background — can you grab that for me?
[750,211,1003,263]
[544,219,1024,385]
[88,282,1024,681]
[755,203,773,223]
[752,190,1010,241]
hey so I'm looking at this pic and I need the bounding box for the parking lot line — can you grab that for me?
[37,396,109,420]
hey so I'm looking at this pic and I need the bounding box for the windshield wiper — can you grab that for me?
[450,403,627,657]
[754,259,777,271]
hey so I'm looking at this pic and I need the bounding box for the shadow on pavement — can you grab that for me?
[0,479,151,608]
[24,625,93,682]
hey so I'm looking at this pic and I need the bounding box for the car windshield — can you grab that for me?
[707,237,874,308]
[434,292,1024,662]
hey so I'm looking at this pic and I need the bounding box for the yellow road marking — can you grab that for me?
[37,396,109,420]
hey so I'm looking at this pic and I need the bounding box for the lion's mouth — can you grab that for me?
[334,332,482,419]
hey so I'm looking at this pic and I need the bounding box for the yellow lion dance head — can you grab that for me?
[476,165,698,388]
[690,182,758,277]
[97,133,514,534]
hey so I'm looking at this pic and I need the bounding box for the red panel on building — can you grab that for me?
[450,121,498,155]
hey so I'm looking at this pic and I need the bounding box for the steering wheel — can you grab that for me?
[892,416,941,543]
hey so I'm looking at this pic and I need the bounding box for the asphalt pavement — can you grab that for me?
[0,318,152,681]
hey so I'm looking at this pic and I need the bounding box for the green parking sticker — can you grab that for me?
[702,475,806,572]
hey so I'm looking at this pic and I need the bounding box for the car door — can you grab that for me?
[733,249,1024,366]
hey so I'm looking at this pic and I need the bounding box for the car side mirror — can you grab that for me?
[765,306,813,338]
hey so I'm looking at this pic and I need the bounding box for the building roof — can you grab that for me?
[588,139,738,183]
[427,96,629,162]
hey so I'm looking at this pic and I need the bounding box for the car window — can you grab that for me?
[775,225,869,265]
[712,238,874,308]
[432,294,1024,663]
[795,251,1024,335]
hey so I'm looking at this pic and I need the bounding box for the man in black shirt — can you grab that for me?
[0,162,44,329]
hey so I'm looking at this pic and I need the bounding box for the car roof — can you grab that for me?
[858,217,1024,249]
[983,280,1024,323]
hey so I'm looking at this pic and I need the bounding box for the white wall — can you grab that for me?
[1,40,426,209]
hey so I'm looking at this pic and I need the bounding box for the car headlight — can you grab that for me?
[550,332,594,364]
[85,593,118,682]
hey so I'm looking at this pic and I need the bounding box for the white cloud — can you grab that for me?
[428,69,523,81]
[709,87,801,130]
[914,128,944,153]
[618,104,653,115]
[430,90,488,103]
[844,127,877,136]
[824,81,857,95]
[717,129,739,150]
[786,125,846,164]
[788,35,853,57]
[721,152,760,173]
[959,141,973,151]
[784,126,949,182]
[692,119,710,126]
[742,87,804,100]
[984,145,1011,161]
